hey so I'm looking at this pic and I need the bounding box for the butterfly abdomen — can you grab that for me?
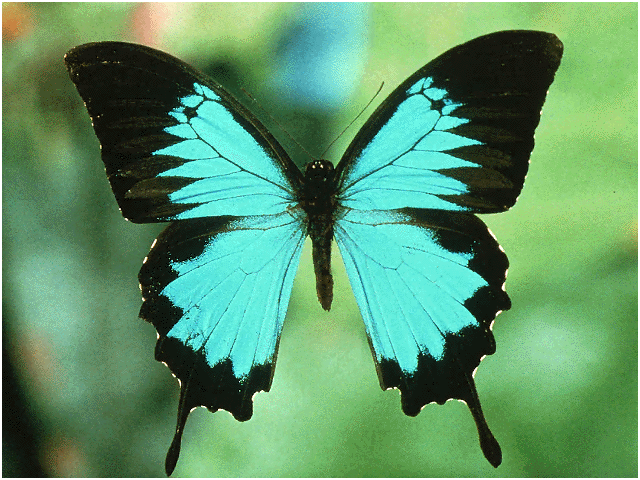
[310,225,334,311]
[302,160,338,311]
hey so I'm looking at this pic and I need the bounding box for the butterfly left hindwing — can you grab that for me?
[139,212,305,474]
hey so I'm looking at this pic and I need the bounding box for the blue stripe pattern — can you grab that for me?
[154,83,296,219]
[339,77,482,212]
[161,211,306,379]
[335,208,484,369]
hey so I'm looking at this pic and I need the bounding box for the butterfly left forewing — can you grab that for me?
[65,42,303,223]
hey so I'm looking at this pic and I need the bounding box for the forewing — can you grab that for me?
[139,211,306,474]
[65,42,303,222]
[334,207,508,466]
[335,30,563,213]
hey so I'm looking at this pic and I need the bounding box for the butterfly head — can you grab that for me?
[301,160,336,217]
[304,159,334,182]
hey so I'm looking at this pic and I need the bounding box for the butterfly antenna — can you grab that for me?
[241,88,316,161]
[319,82,385,159]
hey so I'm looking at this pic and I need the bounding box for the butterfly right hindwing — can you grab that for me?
[334,206,509,466]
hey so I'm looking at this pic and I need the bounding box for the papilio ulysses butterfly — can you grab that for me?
[65,30,563,474]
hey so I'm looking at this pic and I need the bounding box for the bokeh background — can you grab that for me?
[3,2,637,477]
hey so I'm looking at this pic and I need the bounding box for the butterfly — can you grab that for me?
[65,30,562,474]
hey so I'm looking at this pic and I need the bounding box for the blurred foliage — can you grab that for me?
[2,2,637,477]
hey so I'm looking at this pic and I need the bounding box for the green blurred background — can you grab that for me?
[3,2,637,477]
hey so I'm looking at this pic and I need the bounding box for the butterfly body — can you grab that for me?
[65,31,562,474]
[301,159,338,310]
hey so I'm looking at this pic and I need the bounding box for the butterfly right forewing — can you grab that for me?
[335,30,563,213]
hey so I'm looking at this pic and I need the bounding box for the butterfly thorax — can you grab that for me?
[301,159,337,311]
